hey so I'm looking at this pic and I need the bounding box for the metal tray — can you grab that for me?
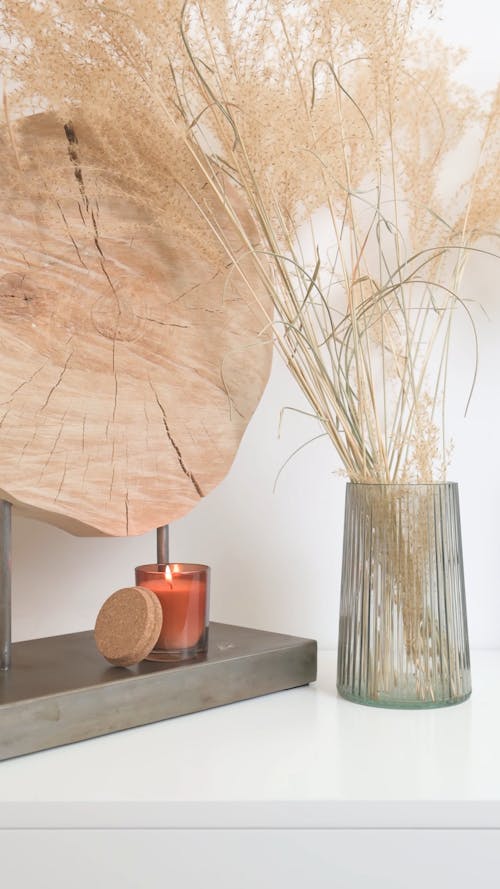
[0,622,317,760]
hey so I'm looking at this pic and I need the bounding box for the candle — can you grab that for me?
[135,563,209,661]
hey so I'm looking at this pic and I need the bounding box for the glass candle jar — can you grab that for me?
[135,563,210,662]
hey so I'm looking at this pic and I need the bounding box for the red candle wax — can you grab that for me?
[135,563,209,654]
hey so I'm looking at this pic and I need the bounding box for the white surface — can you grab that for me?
[10,0,500,653]
[2,830,500,889]
[1,650,499,829]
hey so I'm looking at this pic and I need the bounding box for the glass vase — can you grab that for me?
[337,483,471,708]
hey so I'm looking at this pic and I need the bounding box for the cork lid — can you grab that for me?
[94,586,163,667]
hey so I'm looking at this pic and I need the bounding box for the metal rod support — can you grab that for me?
[156,525,169,567]
[0,500,12,671]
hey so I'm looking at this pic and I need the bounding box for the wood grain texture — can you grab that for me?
[0,114,271,535]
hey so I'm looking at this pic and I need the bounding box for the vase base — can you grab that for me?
[337,686,472,710]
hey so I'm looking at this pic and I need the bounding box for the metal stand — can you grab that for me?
[0,500,11,671]
[0,511,317,761]
[156,524,169,566]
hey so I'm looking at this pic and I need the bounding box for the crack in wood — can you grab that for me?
[39,351,74,412]
[168,267,222,306]
[55,458,68,501]
[109,465,116,502]
[0,361,48,411]
[54,198,87,269]
[125,490,130,535]
[64,122,89,213]
[135,316,189,329]
[150,382,204,498]
[64,122,107,264]
[38,410,69,483]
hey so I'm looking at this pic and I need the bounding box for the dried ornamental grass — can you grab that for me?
[175,0,499,484]
[2,1,498,487]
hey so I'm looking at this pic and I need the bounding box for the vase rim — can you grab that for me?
[347,481,458,487]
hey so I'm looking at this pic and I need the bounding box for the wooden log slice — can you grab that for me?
[0,114,271,535]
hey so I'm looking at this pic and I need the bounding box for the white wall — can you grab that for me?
[11,0,500,650]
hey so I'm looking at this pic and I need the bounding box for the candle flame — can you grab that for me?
[164,565,173,583]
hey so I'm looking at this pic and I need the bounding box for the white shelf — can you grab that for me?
[1,650,499,829]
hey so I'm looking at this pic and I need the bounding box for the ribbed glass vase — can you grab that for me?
[337,483,471,708]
